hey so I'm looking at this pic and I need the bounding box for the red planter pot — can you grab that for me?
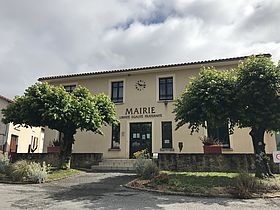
[203,145,222,154]
[47,146,60,153]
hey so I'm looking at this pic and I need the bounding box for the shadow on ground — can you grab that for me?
[41,172,271,209]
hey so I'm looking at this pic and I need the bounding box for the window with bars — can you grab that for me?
[162,121,173,148]
[111,81,123,103]
[111,123,120,149]
[159,77,173,100]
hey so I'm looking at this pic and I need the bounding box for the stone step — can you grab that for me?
[99,159,137,167]
[91,159,138,172]
[91,165,135,171]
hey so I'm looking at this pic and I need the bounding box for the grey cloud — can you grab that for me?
[0,0,279,99]
[236,0,280,43]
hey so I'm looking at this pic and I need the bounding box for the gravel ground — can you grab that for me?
[0,172,280,210]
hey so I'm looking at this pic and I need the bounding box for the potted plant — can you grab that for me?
[47,139,60,153]
[200,136,222,154]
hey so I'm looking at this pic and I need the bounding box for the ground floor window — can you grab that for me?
[162,121,173,148]
[111,123,120,149]
[207,124,230,148]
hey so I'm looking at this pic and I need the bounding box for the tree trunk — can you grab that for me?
[59,130,75,170]
[249,127,273,178]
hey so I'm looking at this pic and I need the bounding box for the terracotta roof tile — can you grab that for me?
[38,53,271,81]
[0,95,13,103]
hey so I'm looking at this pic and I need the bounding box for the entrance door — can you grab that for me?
[10,135,18,153]
[130,122,152,158]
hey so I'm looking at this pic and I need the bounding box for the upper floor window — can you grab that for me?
[111,81,123,103]
[64,85,76,93]
[207,124,230,148]
[159,77,173,101]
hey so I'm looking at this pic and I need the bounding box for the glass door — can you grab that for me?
[129,122,152,158]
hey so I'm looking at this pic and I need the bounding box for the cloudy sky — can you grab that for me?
[0,0,280,98]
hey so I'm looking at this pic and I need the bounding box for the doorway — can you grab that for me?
[129,122,152,158]
[10,135,18,153]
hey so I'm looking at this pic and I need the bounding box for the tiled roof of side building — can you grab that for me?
[0,95,13,103]
[38,53,271,81]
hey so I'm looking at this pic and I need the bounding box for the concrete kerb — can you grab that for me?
[0,170,85,184]
[124,179,280,199]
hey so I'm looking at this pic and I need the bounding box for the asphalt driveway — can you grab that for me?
[0,172,280,209]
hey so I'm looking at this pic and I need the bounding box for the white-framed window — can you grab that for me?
[156,74,175,102]
[109,79,125,104]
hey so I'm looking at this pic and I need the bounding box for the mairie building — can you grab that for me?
[39,55,279,159]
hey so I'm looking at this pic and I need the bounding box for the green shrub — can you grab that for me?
[27,161,48,183]
[10,160,30,181]
[135,159,159,179]
[135,158,147,177]
[233,173,264,198]
[9,160,48,183]
[142,161,159,180]
[0,153,10,174]
[10,160,29,181]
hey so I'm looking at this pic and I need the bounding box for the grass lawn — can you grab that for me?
[162,171,236,194]
[47,168,82,181]
[132,171,280,198]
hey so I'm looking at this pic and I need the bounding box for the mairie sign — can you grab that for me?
[119,106,163,119]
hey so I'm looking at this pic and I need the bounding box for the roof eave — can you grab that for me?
[38,53,271,82]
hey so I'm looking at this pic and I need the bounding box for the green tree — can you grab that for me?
[2,83,118,169]
[174,56,280,178]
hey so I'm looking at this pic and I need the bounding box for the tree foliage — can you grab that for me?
[2,82,118,168]
[235,56,280,130]
[174,55,280,177]
[174,67,237,133]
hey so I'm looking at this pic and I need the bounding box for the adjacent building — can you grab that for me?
[0,95,44,154]
[39,54,277,159]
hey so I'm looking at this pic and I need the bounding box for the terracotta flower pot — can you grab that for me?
[203,145,222,154]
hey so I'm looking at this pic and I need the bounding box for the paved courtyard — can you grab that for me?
[0,172,280,210]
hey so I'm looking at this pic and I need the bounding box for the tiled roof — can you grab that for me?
[38,53,271,81]
[0,95,13,103]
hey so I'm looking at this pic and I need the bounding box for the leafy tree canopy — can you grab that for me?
[174,66,237,133]
[174,55,280,177]
[235,56,280,131]
[2,82,118,169]
[2,82,118,135]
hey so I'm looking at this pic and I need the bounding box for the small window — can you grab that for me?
[111,81,123,103]
[159,77,173,101]
[162,121,172,148]
[64,85,76,93]
[207,124,230,148]
[111,123,120,149]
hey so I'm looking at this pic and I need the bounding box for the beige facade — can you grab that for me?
[0,95,44,154]
[39,55,277,159]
